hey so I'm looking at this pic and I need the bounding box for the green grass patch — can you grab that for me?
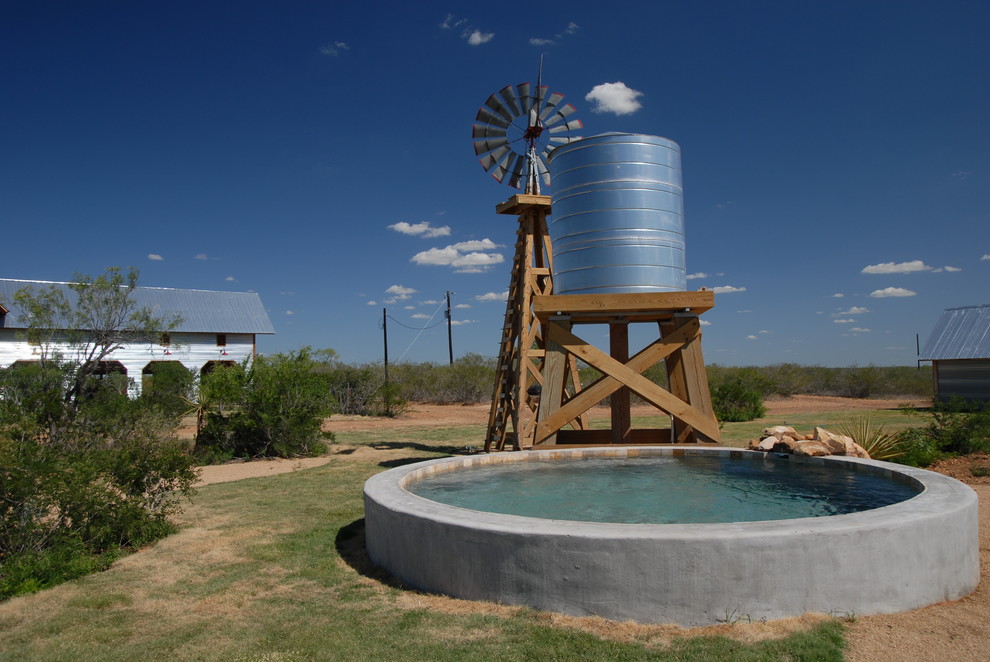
[0,421,859,661]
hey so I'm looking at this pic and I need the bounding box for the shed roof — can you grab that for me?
[919,304,990,361]
[0,279,275,335]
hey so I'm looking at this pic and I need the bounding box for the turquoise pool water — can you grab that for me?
[408,455,921,524]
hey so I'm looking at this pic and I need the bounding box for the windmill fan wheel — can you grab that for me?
[472,82,583,191]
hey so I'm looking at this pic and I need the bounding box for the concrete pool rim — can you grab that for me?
[363,446,980,626]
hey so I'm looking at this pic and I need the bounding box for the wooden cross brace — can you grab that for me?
[534,309,720,446]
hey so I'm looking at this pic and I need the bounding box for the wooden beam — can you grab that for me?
[496,194,551,216]
[609,321,631,444]
[534,319,700,442]
[535,321,720,442]
[534,291,714,321]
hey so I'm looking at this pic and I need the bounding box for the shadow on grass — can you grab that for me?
[335,518,409,590]
[368,441,480,456]
[378,457,435,469]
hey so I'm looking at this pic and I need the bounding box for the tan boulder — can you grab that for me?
[771,437,799,454]
[762,425,802,441]
[811,427,871,459]
[791,440,833,457]
[747,437,777,451]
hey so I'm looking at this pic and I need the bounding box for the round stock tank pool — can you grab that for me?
[363,447,979,626]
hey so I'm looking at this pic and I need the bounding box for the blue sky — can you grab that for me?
[2,1,988,367]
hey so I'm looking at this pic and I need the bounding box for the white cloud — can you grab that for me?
[982,254,990,261]
[452,239,497,251]
[564,21,580,35]
[450,319,476,326]
[585,82,643,115]
[439,13,466,30]
[476,291,507,302]
[388,221,451,238]
[411,313,430,319]
[284,310,294,316]
[943,265,962,272]
[686,272,708,280]
[385,285,416,302]
[869,287,917,298]
[319,41,349,56]
[529,37,554,46]
[850,327,871,333]
[194,253,208,260]
[832,293,844,298]
[833,318,856,324]
[366,300,377,306]
[148,253,164,261]
[454,303,471,309]
[834,306,869,316]
[700,320,711,326]
[452,252,503,268]
[711,285,747,294]
[225,276,237,282]
[466,29,494,45]
[411,238,502,271]
[861,259,931,274]
[746,335,758,340]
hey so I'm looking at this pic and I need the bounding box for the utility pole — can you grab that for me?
[445,290,454,365]
[382,307,389,382]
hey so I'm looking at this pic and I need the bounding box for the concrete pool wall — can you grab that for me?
[363,447,979,626]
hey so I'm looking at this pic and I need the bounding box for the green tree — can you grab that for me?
[13,266,181,407]
[0,268,196,599]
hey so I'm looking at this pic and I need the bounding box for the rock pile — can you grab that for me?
[747,425,871,459]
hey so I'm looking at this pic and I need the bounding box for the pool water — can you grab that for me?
[408,455,921,524]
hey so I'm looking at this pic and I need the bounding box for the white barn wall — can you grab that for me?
[0,329,257,396]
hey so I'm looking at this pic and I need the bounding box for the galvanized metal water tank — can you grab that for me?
[548,133,686,294]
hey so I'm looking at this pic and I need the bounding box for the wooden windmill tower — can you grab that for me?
[472,72,586,451]
[473,79,719,451]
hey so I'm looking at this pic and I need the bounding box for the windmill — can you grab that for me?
[472,62,583,194]
[476,65,587,451]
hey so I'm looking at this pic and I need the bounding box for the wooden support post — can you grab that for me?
[609,322,631,444]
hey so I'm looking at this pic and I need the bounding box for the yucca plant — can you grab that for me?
[838,415,904,461]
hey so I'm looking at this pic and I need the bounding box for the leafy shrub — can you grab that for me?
[710,376,766,422]
[0,364,197,600]
[894,427,941,467]
[197,348,335,460]
[140,362,196,418]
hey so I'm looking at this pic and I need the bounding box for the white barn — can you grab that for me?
[0,279,275,395]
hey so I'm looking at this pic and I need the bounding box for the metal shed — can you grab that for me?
[918,304,990,403]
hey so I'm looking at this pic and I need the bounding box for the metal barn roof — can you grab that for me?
[0,279,275,334]
[919,304,990,361]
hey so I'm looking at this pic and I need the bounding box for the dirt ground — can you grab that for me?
[194,396,988,660]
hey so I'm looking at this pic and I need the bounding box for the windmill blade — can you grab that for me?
[472,123,507,140]
[490,151,515,183]
[498,84,521,116]
[507,156,526,189]
[475,106,510,129]
[549,134,583,146]
[473,136,509,156]
[539,92,565,120]
[533,85,548,115]
[535,154,551,187]
[543,102,577,127]
[479,144,510,171]
[484,93,515,124]
[548,119,584,134]
[516,83,532,114]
